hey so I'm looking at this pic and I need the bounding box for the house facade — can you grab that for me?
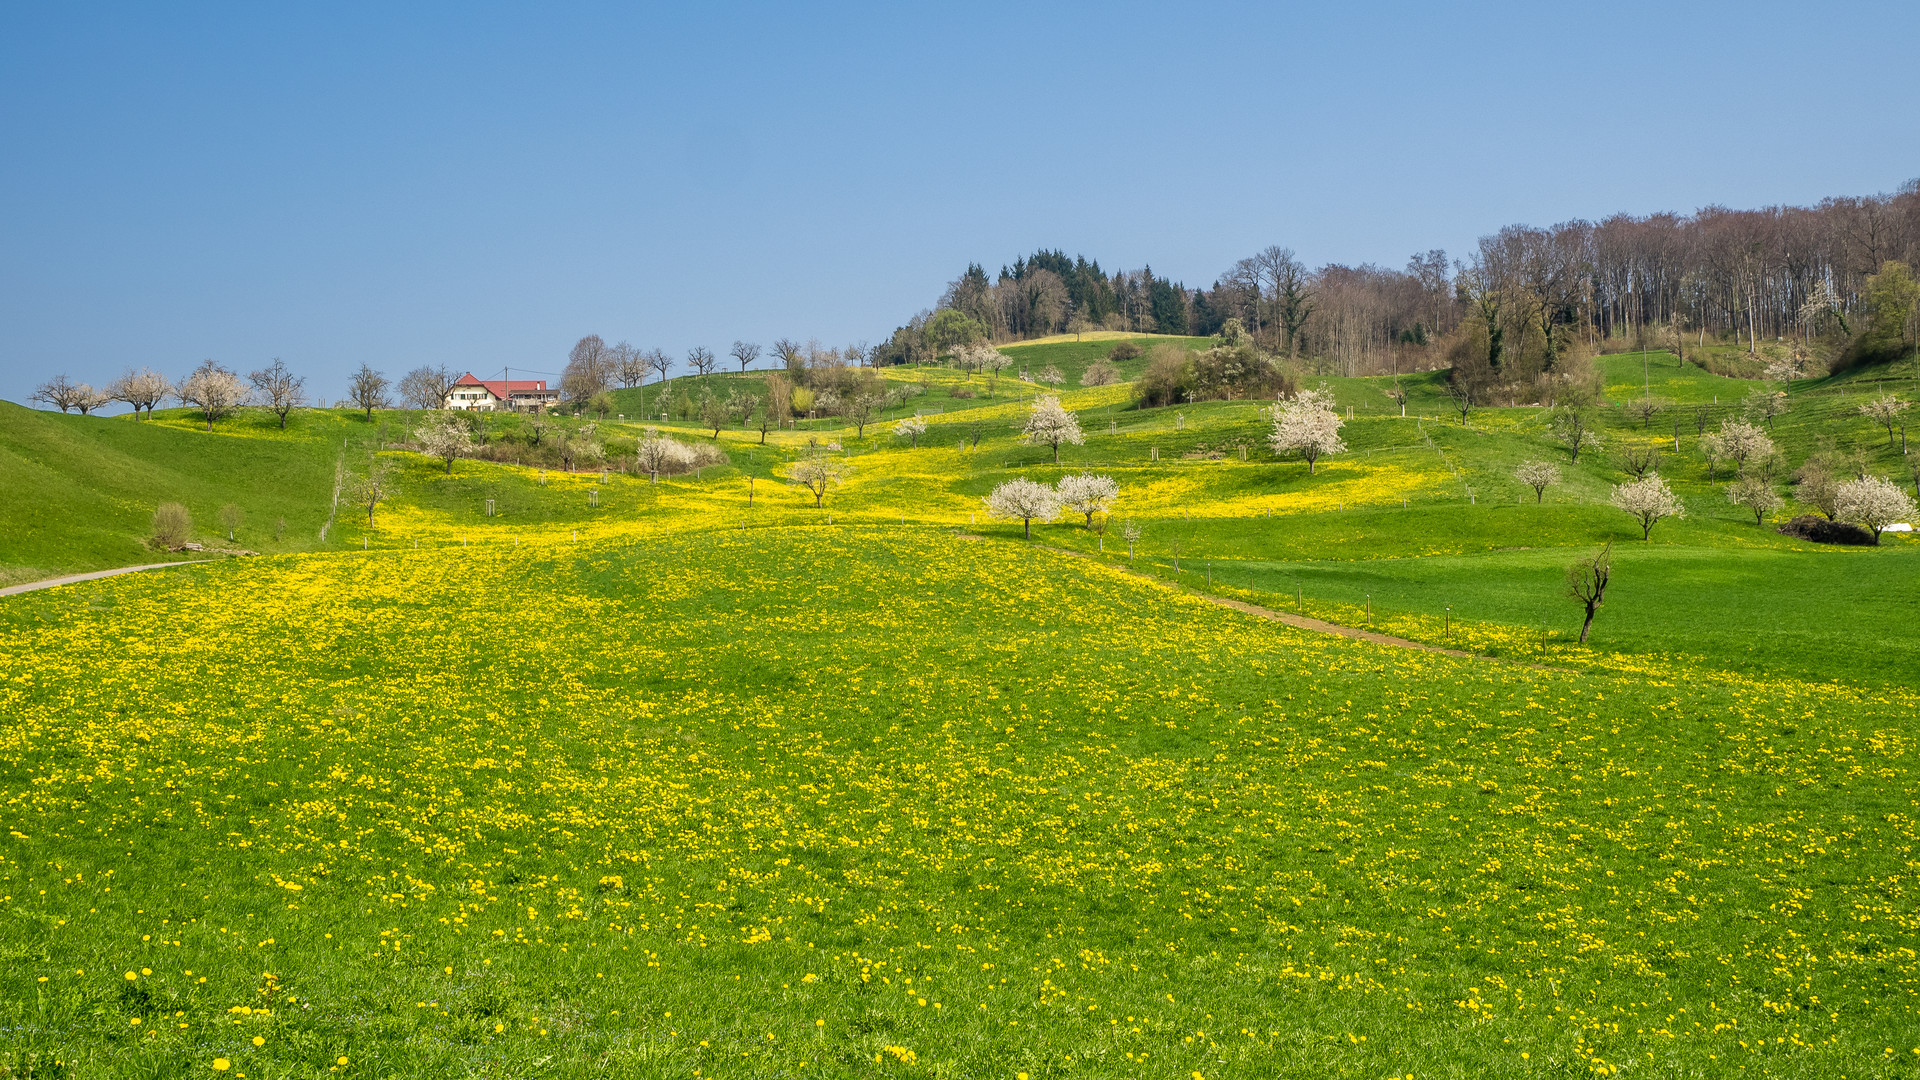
[446,373,560,412]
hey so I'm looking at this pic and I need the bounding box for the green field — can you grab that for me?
[3,343,1919,1076]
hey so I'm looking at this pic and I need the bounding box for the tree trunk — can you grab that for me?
[1023,518,1031,539]
[1578,602,1597,643]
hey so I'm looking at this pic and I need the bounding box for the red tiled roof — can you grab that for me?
[452,373,553,396]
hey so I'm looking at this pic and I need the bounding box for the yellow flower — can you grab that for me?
[336,1057,349,1066]
[252,1036,265,1047]
[212,1061,231,1072]
[124,971,138,981]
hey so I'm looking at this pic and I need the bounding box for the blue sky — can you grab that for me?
[3,1,1916,406]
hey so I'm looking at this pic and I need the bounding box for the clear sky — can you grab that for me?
[3,1,1916,407]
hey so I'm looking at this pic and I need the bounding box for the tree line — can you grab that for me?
[894,179,1920,380]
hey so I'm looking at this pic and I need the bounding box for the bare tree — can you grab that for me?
[983,477,1060,538]
[688,346,718,377]
[1565,542,1611,643]
[1056,473,1119,528]
[611,341,647,389]
[1836,476,1918,544]
[646,348,674,388]
[348,457,391,529]
[108,368,172,418]
[1514,460,1560,503]
[1610,474,1685,539]
[249,358,307,428]
[178,360,249,430]
[30,375,86,413]
[347,364,390,419]
[72,382,110,414]
[562,336,611,404]
[1121,519,1142,559]
[844,392,885,438]
[1382,380,1408,417]
[1624,397,1664,428]
[416,413,475,473]
[730,341,761,373]
[218,503,242,541]
[1547,406,1603,463]
[700,393,729,439]
[1268,388,1345,474]
[1727,475,1783,524]
[397,365,455,411]
[773,338,805,374]
[152,502,192,549]
[1081,358,1120,386]
[1620,444,1661,480]
[1021,395,1085,464]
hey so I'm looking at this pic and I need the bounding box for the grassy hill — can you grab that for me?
[4,344,1920,1076]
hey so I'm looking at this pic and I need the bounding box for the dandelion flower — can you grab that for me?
[212,1061,231,1072]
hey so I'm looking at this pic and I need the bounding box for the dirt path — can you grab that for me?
[0,562,194,598]
[1016,539,1489,660]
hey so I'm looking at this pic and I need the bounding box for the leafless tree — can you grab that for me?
[1081,358,1120,386]
[688,346,718,377]
[1548,406,1603,463]
[349,457,391,528]
[1565,542,1611,643]
[179,360,249,430]
[347,364,390,419]
[844,392,884,437]
[398,365,456,411]
[1121,519,1142,559]
[152,502,192,548]
[1860,393,1910,449]
[730,341,761,373]
[249,358,307,428]
[1620,444,1661,479]
[611,341,647,389]
[646,347,674,388]
[30,375,86,413]
[773,338,805,374]
[562,335,611,404]
[218,503,242,541]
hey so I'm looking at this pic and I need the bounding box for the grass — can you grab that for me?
[4,531,1918,1077]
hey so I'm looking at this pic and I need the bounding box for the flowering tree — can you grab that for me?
[1268,390,1345,474]
[1836,476,1918,544]
[1514,460,1560,503]
[1056,473,1119,529]
[1547,406,1603,463]
[1726,475,1782,525]
[416,413,475,474]
[1700,419,1774,481]
[1859,393,1910,449]
[1021,396,1085,464]
[107,368,172,418]
[176,360,249,431]
[789,445,850,507]
[1037,365,1065,388]
[635,428,694,483]
[893,415,928,447]
[1610,474,1686,540]
[983,478,1060,539]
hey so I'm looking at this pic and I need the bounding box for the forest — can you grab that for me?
[877,180,1920,386]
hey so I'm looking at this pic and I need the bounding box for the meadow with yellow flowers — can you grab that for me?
[4,526,1917,1078]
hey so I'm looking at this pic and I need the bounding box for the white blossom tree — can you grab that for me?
[1021,395,1085,464]
[1610,474,1686,540]
[1860,393,1910,449]
[983,478,1060,539]
[893,415,928,447]
[635,428,695,483]
[1514,460,1560,503]
[1268,390,1345,474]
[789,446,850,507]
[1701,419,1774,481]
[1836,476,1918,544]
[1056,473,1119,529]
[1726,475,1782,525]
[108,368,172,418]
[176,360,248,431]
[416,413,475,474]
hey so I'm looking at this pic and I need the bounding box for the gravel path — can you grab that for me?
[0,562,195,598]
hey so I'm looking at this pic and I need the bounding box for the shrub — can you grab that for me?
[152,502,192,549]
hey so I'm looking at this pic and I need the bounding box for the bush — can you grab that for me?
[152,502,192,549]
[1107,341,1143,362]
[1080,359,1120,386]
